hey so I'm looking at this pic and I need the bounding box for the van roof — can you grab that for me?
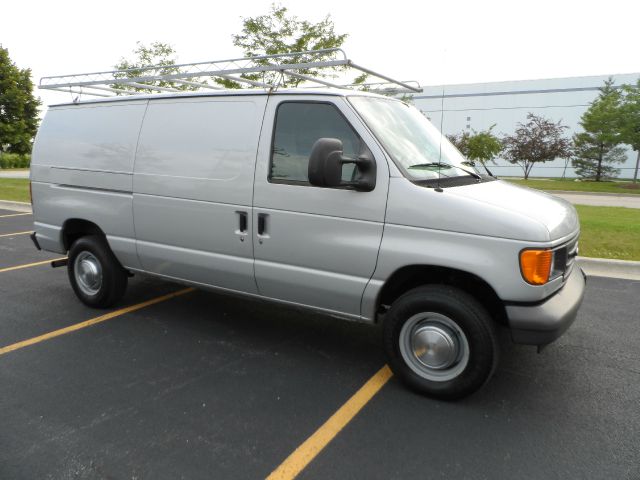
[48,88,396,108]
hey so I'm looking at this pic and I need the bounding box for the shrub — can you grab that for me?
[0,153,31,169]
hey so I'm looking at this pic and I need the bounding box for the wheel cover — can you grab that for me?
[74,251,103,296]
[399,312,470,382]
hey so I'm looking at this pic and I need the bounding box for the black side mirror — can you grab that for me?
[308,138,376,192]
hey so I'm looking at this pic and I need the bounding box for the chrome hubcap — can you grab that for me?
[74,251,102,296]
[399,312,469,382]
[411,324,459,370]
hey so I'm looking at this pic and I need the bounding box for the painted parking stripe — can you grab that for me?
[0,288,195,356]
[0,212,32,218]
[0,231,32,238]
[266,365,393,480]
[0,258,67,274]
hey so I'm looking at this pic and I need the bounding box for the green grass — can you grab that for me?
[576,205,640,261]
[505,178,640,194]
[0,178,30,202]
[1,179,637,260]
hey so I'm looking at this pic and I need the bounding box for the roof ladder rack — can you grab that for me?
[39,48,423,99]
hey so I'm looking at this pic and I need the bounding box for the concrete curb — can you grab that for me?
[577,257,640,281]
[0,200,32,213]
[550,190,640,198]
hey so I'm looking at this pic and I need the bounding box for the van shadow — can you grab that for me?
[128,276,578,406]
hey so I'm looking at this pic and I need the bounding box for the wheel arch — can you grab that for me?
[376,265,507,325]
[61,218,106,251]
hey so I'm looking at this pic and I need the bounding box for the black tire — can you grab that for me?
[383,285,498,400]
[67,235,128,308]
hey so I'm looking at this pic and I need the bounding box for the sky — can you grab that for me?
[2,0,639,108]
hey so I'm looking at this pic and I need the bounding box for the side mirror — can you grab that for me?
[308,138,376,192]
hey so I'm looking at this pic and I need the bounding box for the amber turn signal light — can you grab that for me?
[520,249,553,285]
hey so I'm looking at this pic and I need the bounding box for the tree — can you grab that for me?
[447,131,471,157]
[572,133,626,180]
[571,78,625,181]
[0,46,40,154]
[230,4,348,88]
[502,113,572,179]
[112,42,196,94]
[447,126,502,167]
[619,78,640,182]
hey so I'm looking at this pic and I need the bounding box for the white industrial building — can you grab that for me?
[412,73,640,178]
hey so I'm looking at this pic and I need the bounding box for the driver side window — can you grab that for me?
[270,102,362,184]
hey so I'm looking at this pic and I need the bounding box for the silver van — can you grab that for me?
[30,60,585,399]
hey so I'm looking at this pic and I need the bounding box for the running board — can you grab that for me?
[51,258,68,268]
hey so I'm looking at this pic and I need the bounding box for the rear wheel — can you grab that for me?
[383,285,498,400]
[68,235,128,308]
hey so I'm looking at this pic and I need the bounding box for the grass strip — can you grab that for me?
[505,178,640,195]
[575,205,640,261]
[0,178,30,202]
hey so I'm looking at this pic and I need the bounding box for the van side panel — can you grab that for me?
[30,102,148,267]
[133,97,267,293]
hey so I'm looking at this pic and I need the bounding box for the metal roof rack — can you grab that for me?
[39,48,422,100]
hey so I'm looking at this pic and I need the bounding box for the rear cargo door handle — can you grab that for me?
[236,211,248,241]
[257,213,269,243]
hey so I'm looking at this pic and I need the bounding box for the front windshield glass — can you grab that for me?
[349,96,479,182]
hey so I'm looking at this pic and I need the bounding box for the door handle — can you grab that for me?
[237,211,248,233]
[258,213,269,237]
[236,211,248,241]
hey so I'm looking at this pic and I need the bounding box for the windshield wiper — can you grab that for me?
[408,162,482,180]
[462,160,496,178]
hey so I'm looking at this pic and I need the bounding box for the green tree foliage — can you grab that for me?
[0,46,40,155]
[446,131,471,155]
[502,113,572,179]
[230,3,348,88]
[112,42,196,94]
[618,78,640,182]
[447,126,502,166]
[571,79,625,181]
[572,134,626,180]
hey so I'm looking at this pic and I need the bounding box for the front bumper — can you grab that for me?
[506,267,586,346]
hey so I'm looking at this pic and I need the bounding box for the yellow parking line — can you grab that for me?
[0,230,32,238]
[0,212,31,218]
[0,257,67,274]
[266,365,393,480]
[0,287,195,356]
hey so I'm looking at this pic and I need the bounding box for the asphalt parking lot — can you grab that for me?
[1,208,639,480]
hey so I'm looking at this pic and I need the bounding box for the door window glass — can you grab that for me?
[270,102,362,183]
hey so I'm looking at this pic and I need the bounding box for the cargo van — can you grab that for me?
[30,53,585,399]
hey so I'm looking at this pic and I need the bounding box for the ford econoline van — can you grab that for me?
[30,84,585,399]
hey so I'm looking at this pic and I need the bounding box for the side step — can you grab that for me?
[30,232,41,250]
[51,258,68,268]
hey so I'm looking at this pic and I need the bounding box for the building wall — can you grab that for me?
[412,73,640,178]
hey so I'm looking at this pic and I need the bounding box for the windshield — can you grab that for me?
[348,96,479,182]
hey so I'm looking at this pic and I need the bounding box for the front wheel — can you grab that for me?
[68,235,128,308]
[383,285,498,400]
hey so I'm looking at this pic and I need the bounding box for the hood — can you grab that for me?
[448,180,579,241]
[386,178,579,242]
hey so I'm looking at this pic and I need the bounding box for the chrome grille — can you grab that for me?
[564,236,579,279]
